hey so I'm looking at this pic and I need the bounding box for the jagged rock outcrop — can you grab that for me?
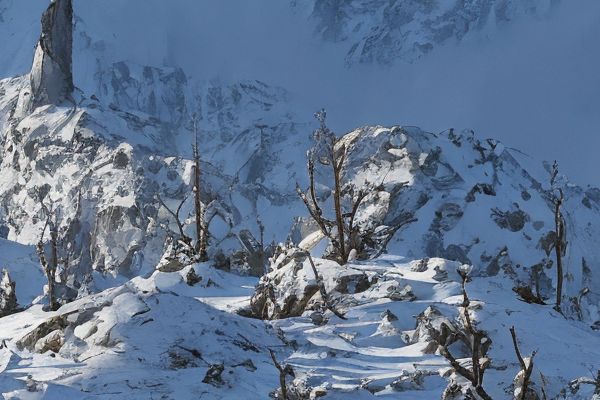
[17,0,73,115]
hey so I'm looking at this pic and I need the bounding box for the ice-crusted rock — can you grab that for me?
[17,314,71,352]
[246,247,319,320]
[329,125,600,321]
[0,72,301,280]
[390,370,426,392]
[34,329,65,354]
[403,305,462,354]
[0,269,17,317]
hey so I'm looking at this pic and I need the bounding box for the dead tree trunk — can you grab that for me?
[269,349,294,400]
[550,161,565,312]
[192,115,208,261]
[331,144,347,264]
[257,216,266,275]
[37,216,59,311]
[553,192,564,311]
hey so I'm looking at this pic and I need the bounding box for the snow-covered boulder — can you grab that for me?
[245,247,374,320]
[34,329,65,354]
[0,269,18,317]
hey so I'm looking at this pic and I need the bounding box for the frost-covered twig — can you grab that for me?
[510,326,537,400]
[269,348,294,400]
[437,270,492,400]
[156,193,191,245]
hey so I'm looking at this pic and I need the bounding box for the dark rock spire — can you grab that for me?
[28,0,74,110]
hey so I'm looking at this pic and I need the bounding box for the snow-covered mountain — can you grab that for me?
[296,0,558,65]
[1,1,600,399]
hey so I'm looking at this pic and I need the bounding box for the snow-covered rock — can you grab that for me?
[0,269,18,317]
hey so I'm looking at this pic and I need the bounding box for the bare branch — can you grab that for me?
[438,322,475,382]
[307,156,325,222]
[510,326,526,370]
[436,270,492,400]
[156,193,191,244]
[269,349,292,400]
[347,189,368,235]
[295,183,334,242]
[510,326,537,400]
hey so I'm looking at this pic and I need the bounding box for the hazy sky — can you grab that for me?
[2,0,600,185]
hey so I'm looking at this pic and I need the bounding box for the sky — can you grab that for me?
[1,0,599,186]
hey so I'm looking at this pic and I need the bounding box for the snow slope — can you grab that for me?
[2,256,599,399]
[0,239,45,307]
[268,255,600,398]
[0,263,282,399]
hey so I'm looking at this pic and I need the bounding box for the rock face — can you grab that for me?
[0,269,18,317]
[0,66,301,281]
[22,0,73,112]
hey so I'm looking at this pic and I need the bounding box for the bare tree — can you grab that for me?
[36,200,60,311]
[550,161,566,312]
[510,326,537,400]
[296,110,370,265]
[192,113,209,261]
[437,269,492,400]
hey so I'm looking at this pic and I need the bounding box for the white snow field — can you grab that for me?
[2,257,600,398]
